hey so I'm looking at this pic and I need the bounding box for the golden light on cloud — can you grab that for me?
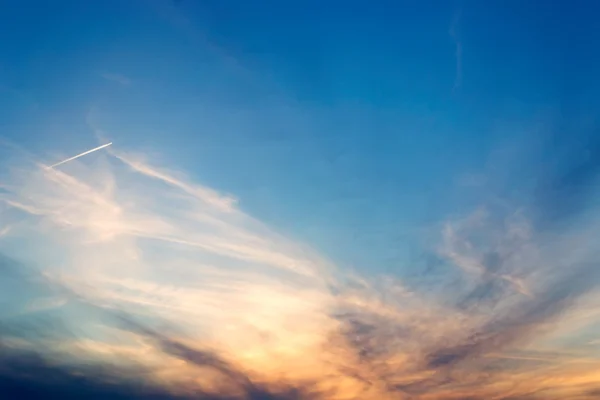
[1,143,600,399]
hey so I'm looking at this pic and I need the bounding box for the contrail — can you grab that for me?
[47,142,113,169]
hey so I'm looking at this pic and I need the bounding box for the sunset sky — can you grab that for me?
[1,1,600,399]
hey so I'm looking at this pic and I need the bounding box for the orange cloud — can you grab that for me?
[1,143,600,399]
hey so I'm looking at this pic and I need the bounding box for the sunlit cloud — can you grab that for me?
[1,141,600,399]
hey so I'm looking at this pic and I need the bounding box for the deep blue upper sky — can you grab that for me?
[1,0,598,275]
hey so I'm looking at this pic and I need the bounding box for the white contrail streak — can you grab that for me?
[48,142,113,169]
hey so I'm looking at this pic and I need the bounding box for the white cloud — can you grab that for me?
[100,72,132,86]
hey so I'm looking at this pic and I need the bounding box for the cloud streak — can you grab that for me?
[100,72,132,86]
[48,142,113,169]
[0,140,600,399]
[450,10,463,92]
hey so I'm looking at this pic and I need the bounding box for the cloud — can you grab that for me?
[100,72,132,86]
[455,172,487,187]
[0,226,10,237]
[147,0,249,77]
[450,10,462,92]
[1,140,600,399]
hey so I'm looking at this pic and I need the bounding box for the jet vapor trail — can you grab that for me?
[47,142,113,169]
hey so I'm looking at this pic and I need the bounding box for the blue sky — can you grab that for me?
[3,0,585,275]
[2,1,600,399]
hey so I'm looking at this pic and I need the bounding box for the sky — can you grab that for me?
[1,1,600,399]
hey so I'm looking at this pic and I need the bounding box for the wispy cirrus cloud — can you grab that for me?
[100,72,132,86]
[450,10,463,92]
[0,139,600,399]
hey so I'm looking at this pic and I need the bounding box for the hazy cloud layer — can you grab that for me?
[0,142,600,399]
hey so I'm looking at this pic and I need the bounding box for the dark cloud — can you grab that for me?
[117,318,318,400]
[426,261,600,372]
[0,348,316,400]
[0,331,181,400]
[0,261,320,400]
[586,388,600,397]
[0,318,320,400]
